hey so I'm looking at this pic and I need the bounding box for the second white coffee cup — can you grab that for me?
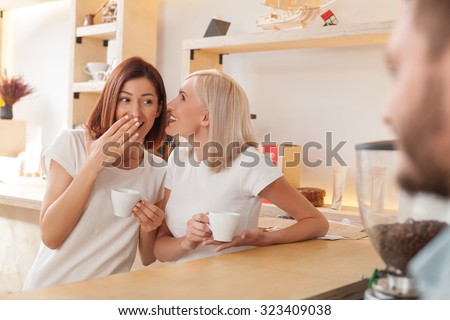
[208,211,241,242]
[111,187,141,218]
[83,62,109,80]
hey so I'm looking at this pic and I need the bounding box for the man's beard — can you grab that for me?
[397,72,450,196]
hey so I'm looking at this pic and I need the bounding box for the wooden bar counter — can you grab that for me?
[0,239,383,300]
[0,179,44,292]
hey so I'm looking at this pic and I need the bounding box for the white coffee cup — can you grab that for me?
[111,187,141,218]
[83,62,109,80]
[93,71,108,81]
[208,211,241,242]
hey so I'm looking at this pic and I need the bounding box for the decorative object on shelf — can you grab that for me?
[83,14,95,26]
[0,71,34,120]
[83,1,110,26]
[256,0,336,31]
[0,105,13,120]
[102,0,117,23]
[204,16,231,37]
[321,9,339,26]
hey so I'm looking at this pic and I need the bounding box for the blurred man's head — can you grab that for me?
[384,0,450,196]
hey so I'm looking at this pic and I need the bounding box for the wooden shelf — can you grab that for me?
[76,22,117,40]
[183,21,395,54]
[73,81,105,93]
[182,20,396,78]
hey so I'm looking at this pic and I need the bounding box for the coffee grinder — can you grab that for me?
[355,141,449,299]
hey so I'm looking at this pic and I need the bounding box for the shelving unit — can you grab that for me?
[68,0,158,128]
[182,20,396,78]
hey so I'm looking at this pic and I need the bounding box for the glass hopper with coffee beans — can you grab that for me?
[355,141,449,299]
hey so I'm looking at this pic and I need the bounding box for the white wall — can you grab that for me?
[3,0,401,207]
[2,0,70,151]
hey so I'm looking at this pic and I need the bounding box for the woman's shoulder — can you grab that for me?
[54,127,82,137]
[53,128,84,141]
[42,129,86,177]
[48,128,85,151]
[234,146,279,172]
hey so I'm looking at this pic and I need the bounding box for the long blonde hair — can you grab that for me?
[186,69,258,172]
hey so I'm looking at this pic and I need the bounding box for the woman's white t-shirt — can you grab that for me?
[164,146,282,262]
[22,129,166,290]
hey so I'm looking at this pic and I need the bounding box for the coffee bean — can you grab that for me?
[368,219,448,275]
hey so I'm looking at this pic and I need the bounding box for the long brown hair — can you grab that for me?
[86,57,167,151]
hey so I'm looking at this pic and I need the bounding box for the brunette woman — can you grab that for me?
[23,57,167,290]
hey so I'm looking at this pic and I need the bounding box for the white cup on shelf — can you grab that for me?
[83,62,109,81]
[93,71,108,81]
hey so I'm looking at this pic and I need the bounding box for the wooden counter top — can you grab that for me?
[0,178,45,210]
[0,239,383,300]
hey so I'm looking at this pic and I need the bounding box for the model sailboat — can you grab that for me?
[257,0,335,30]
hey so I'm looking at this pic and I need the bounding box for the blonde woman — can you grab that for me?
[154,70,328,262]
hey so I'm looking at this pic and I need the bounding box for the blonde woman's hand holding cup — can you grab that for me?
[181,213,211,250]
[204,228,266,252]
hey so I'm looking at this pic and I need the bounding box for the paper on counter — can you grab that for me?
[327,222,367,240]
[258,216,367,240]
[316,235,344,240]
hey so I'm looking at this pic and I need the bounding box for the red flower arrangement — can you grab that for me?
[0,71,34,106]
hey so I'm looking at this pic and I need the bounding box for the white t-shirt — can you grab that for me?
[164,146,282,262]
[23,129,166,290]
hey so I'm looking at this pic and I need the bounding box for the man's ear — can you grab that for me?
[200,109,210,127]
